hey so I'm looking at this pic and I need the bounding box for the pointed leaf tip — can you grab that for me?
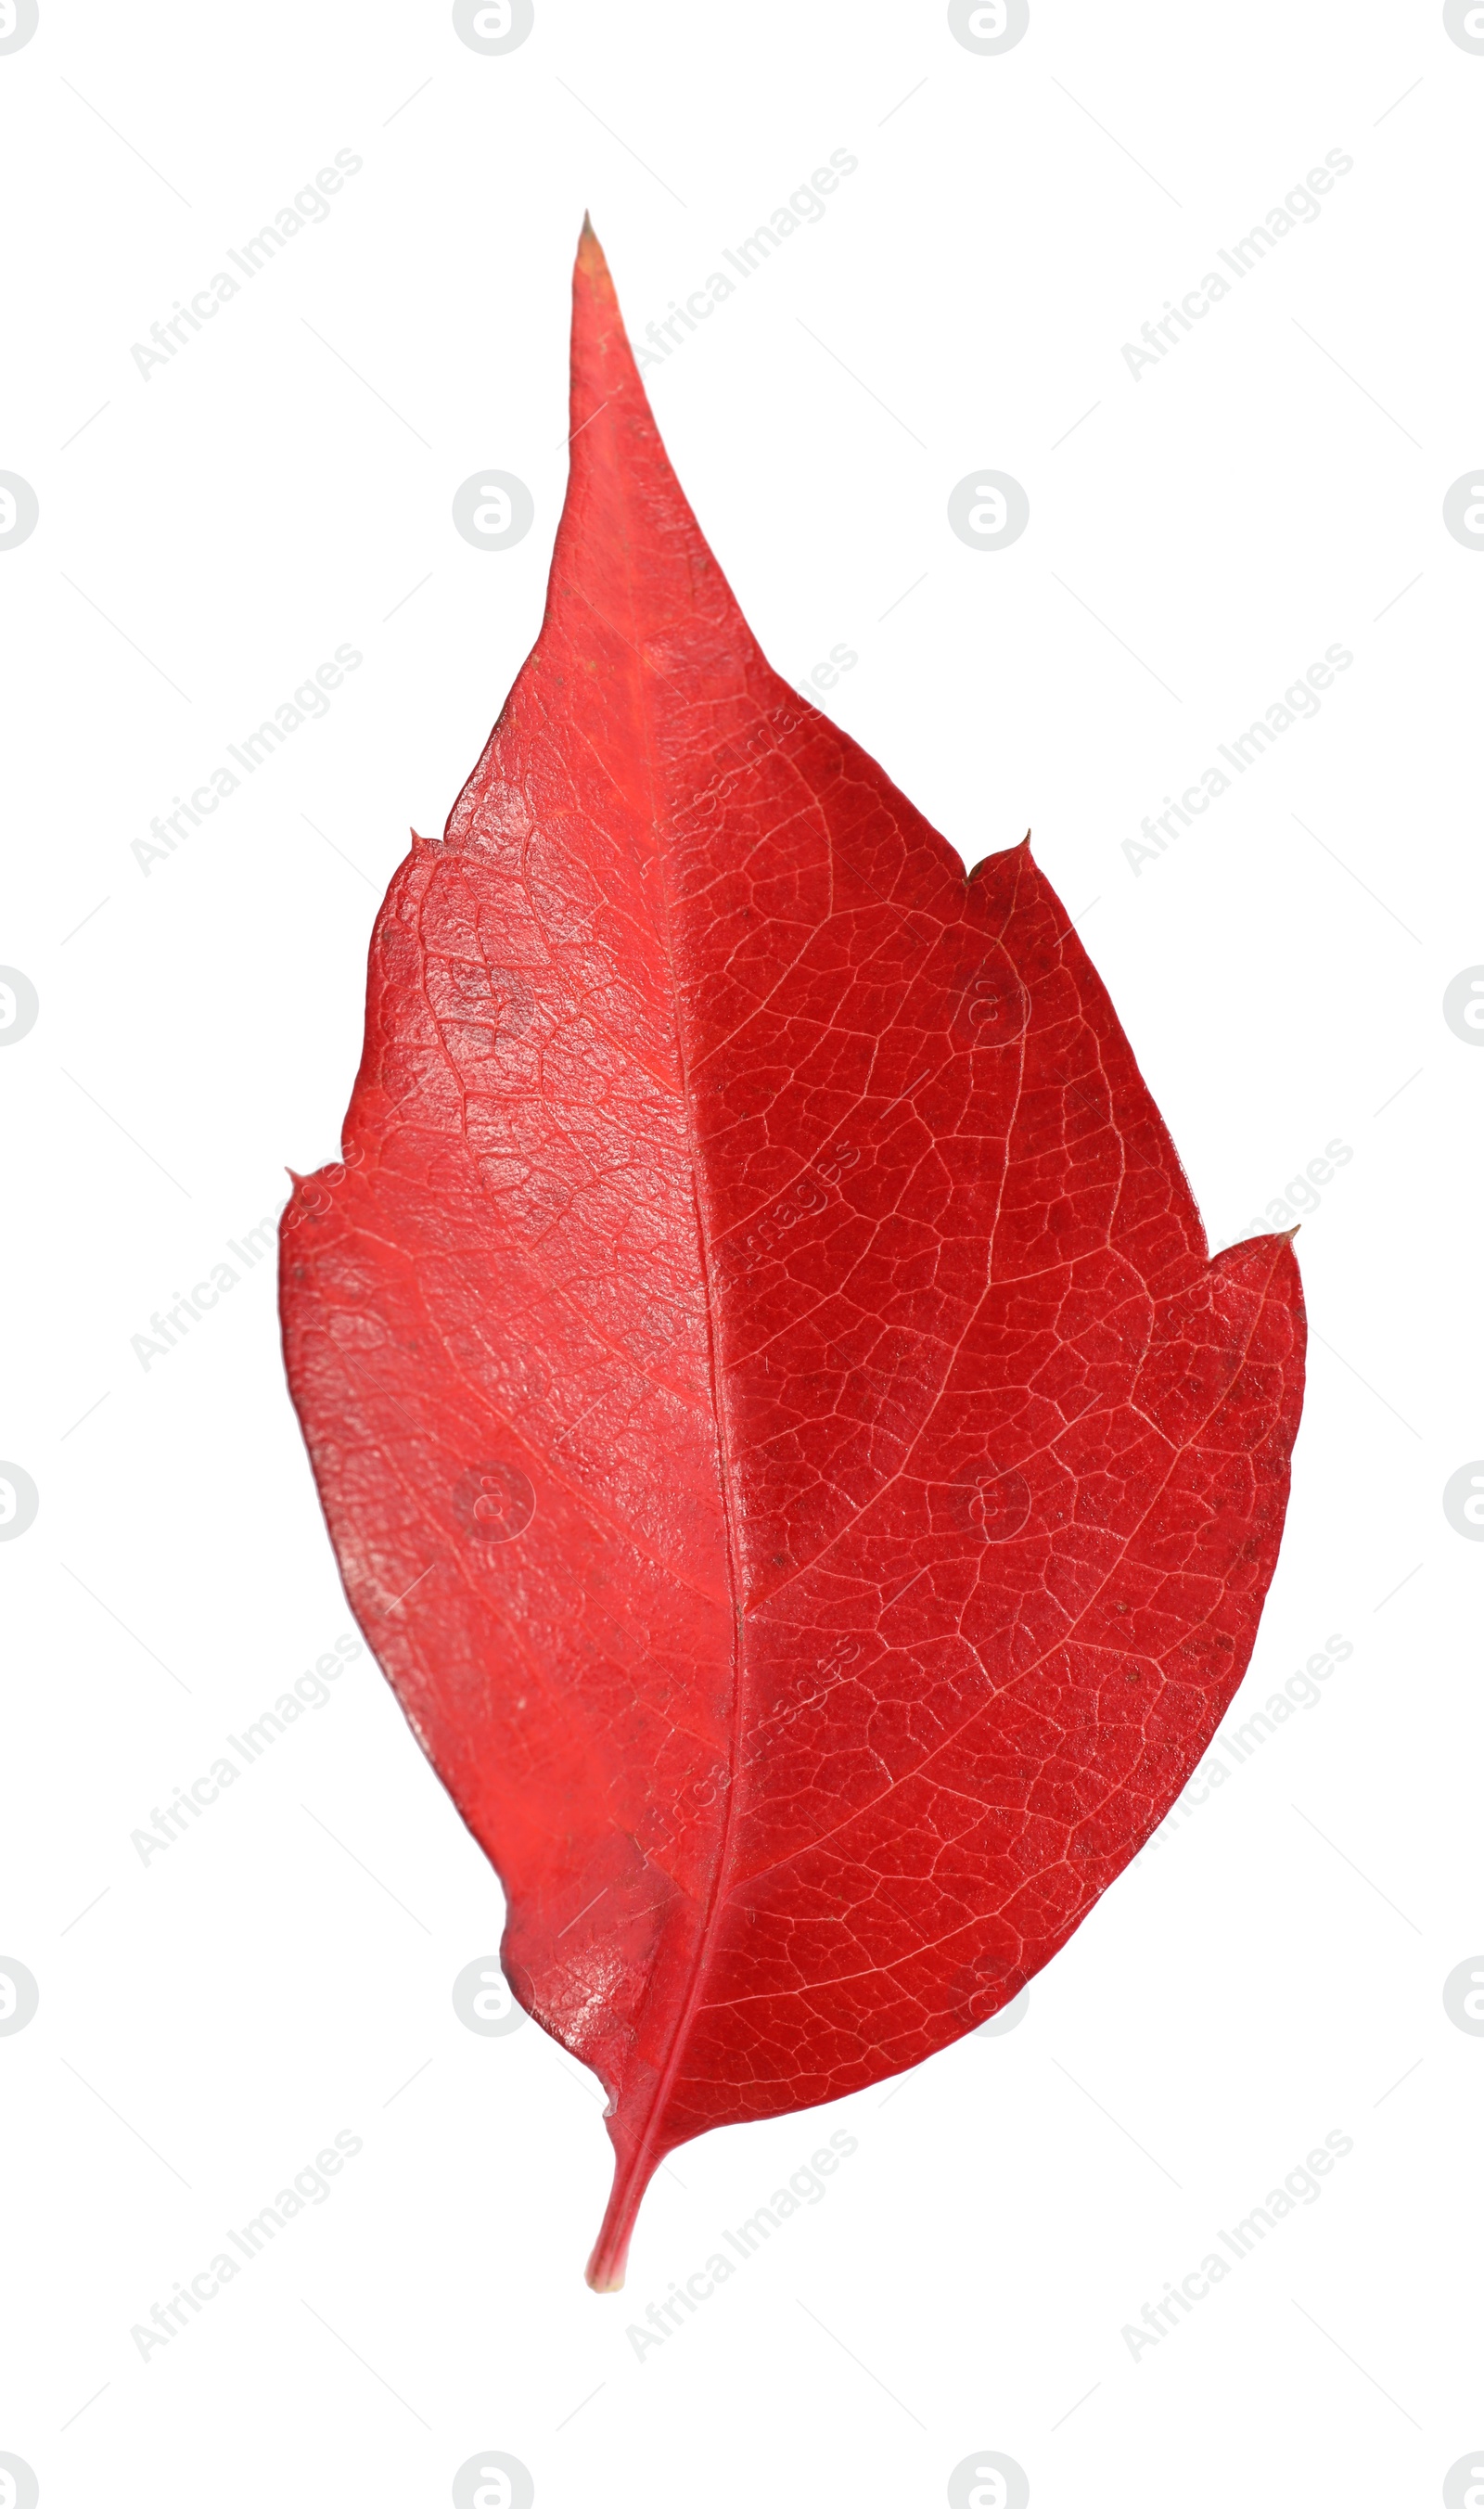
[575,213,610,283]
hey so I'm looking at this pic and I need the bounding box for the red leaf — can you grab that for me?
[279,220,1306,2287]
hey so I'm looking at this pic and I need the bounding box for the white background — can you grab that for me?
[2,4,1481,2503]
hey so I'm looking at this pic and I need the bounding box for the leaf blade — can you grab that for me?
[279,222,1305,2289]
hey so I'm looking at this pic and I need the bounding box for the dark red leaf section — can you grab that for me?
[279,222,1306,2287]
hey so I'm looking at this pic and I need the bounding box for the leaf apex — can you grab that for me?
[576,212,611,286]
